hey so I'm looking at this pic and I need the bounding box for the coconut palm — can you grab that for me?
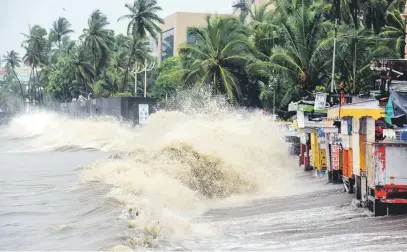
[247,1,279,58]
[380,9,405,58]
[334,28,397,92]
[49,17,74,50]
[2,51,25,102]
[119,0,164,40]
[67,46,95,96]
[254,6,333,92]
[118,0,164,89]
[22,25,49,105]
[81,10,115,78]
[179,16,253,102]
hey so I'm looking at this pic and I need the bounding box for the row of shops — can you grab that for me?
[284,59,407,216]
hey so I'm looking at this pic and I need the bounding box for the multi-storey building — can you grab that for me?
[154,1,271,63]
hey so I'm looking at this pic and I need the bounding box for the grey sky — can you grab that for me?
[0,0,232,58]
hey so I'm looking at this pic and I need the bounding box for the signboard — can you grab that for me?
[314,93,327,110]
[139,104,149,124]
[288,102,298,112]
[366,117,375,142]
[332,144,340,170]
[318,136,327,149]
[374,145,386,185]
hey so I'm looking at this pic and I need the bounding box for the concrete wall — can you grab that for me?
[55,97,157,125]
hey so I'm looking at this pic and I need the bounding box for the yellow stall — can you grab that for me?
[328,100,385,204]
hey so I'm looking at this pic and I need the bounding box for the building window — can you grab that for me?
[187,28,197,44]
[161,28,174,61]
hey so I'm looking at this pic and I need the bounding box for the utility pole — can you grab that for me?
[353,39,357,91]
[330,18,339,103]
[143,59,155,98]
[132,61,145,97]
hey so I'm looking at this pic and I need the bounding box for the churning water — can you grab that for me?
[2,91,407,251]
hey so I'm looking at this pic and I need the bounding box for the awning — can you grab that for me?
[327,100,385,120]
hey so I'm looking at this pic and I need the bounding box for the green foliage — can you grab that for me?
[1,0,404,110]
[179,15,253,102]
[112,92,134,97]
[118,0,164,90]
[315,85,326,92]
[151,56,182,100]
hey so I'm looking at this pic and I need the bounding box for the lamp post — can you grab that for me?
[143,59,155,98]
[132,61,145,97]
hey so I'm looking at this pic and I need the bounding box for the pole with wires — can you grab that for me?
[330,18,339,103]
[353,38,357,91]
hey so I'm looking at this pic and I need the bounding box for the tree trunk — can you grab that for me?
[123,39,136,92]
[35,68,42,106]
[213,73,217,95]
[12,69,25,105]
[28,68,34,105]
[32,66,38,106]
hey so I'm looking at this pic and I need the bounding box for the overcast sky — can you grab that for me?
[0,0,232,59]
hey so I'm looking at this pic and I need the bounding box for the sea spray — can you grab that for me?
[5,88,298,249]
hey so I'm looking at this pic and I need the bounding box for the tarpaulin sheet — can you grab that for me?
[389,91,407,116]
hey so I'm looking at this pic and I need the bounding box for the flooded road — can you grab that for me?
[176,178,407,251]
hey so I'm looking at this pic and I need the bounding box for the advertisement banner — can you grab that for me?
[314,93,327,110]
[139,104,149,124]
[332,144,340,170]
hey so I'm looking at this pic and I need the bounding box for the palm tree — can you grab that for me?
[22,25,49,105]
[380,9,405,58]
[271,0,314,23]
[118,0,164,89]
[254,6,333,92]
[319,0,359,26]
[49,17,74,50]
[333,27,397,92]
[81,10,114,79]
[179,16,253,102]
[2,51,25,103]
[68,46,95,96]
[247,1,278,58]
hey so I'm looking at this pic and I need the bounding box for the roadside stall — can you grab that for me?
[294,99,335,174]
[327,100,385,201]
[317,120,340,183]
[365,90,407,216]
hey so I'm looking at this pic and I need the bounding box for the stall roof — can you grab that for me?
[327,100,385,120]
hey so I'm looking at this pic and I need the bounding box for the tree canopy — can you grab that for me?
[0,0,405,112]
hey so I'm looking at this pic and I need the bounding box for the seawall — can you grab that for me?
[49,97,157,125]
